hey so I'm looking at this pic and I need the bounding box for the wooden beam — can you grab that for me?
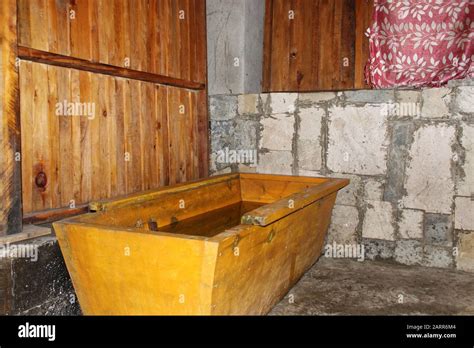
[17,46,206,91]
[0,0,22,235]
[22,205,89,225]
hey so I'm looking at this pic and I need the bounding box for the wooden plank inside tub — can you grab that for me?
[89,173,240,211]
[241,178,349,226]
[81,174,242,229]
[239,173,329,203]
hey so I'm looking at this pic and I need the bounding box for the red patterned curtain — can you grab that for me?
[366,0,474,88]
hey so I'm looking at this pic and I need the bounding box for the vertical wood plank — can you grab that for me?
[89,70,101,200]
[318,0,335,89]
[31,63,49,212]
[129,80,142,193]
[78,70,92,203]
[332,0,343,89]
[47,65,60,208]
[19,62,32,215]
[339,0,356,89]
[195,0,207,84]
[98,74,110,199]
[355,0,373,89]
[70,68,82,206]
[156,85,170,186]
[107,76,118,195]
[17,0,31,48]
[310,0,320,89]
[262,0,274,92]
[114,78,126,196]
[57,67,72,207]
[123,79,133,194]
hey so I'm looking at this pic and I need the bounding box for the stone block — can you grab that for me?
[394,240,423,265]
[209,95,238,120]
[423,245,454,268]
[210,120,234,154]
[399,209,424,239]
[455,197,474,230]
[297,107,324,171]
[344,90,395,104]
[237,164,257,173]
[456,232,474,272]
[328,173,362,206]
[327,205,359,244]
[363,178,385,201]
[238,94,259,115]
[362,201,396,241]
[383,122,415,203]
[455,86,474,113]
[297,169,324,177]
[396,90,421,104]
[424,214,453,246]
[269,93,298,114]
[298,92,336,105]
[234,118,258,150]
[457,124,474,196]
[362,239,395,260]
[260,113,294,151]
[421,87,451,118]
[327,105,389,175]
[402,124,455,214]
[257,151,293,175]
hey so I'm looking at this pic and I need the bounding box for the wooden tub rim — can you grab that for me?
[54,173,349,242]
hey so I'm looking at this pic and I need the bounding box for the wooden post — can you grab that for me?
[0,0,22,235]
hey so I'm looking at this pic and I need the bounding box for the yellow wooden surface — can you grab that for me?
[81,175,241,229]
[54,222,218,315]
[89,173,240,211]
[240,173,330,203]
[54,173,347,315]
[241,178,349,226]
[210,193,337,314]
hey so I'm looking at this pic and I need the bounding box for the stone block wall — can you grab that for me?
[209,83,474,271]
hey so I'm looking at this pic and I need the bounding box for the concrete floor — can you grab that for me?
[270,258,474,315]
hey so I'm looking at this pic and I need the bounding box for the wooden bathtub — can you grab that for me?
[53,173,348,315]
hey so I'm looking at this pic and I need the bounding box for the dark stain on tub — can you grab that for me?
[157,201,264,237]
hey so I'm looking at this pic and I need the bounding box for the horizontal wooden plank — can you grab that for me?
[18,46,206,90]
[89,173,240,212]
[23,205,89,225]
[241,178,349,226]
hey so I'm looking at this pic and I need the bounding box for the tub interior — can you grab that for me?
[73,174,330,237]
[155,201,264,237]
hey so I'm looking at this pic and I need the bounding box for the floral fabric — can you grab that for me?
[366,0,474,88]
